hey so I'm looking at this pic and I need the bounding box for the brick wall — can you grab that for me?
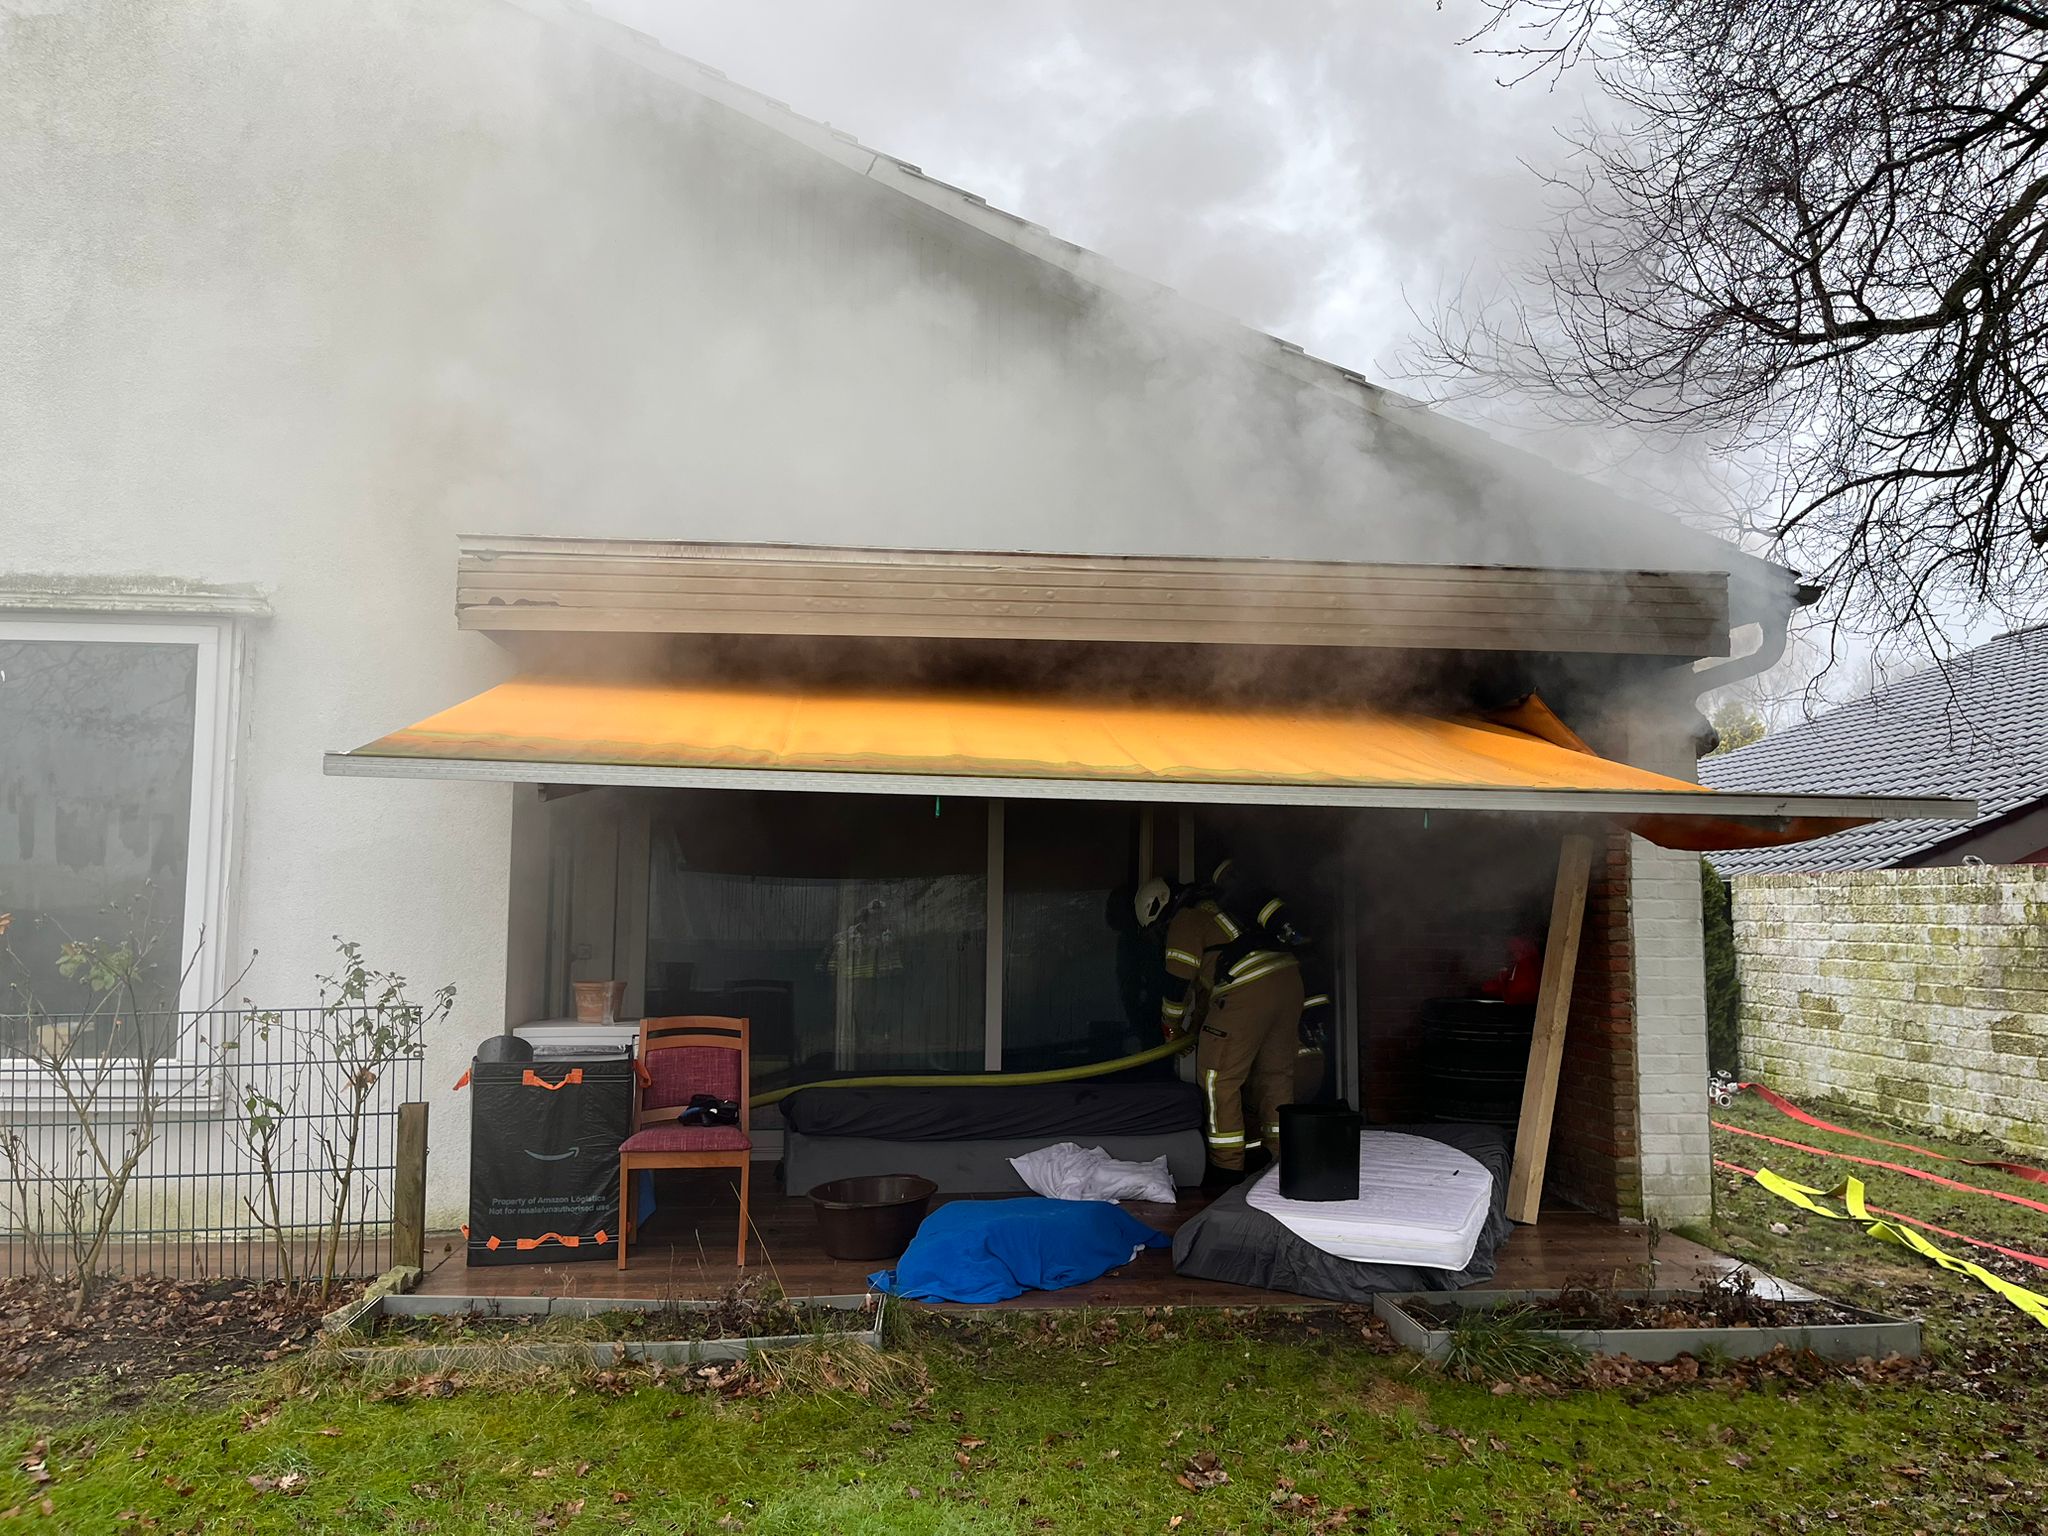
[1630,838,1713,1223]
[1547,830,1641,1216]
[1732,865,2048,1154]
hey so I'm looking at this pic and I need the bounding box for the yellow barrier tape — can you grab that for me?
[1753,1167,2048,1328]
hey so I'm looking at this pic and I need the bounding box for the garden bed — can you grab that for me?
[0,1275,340,1405]
[329,1282,884,1371]
[1377,1280,1920,1366]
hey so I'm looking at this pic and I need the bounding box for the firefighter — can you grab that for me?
[1135,866,1305,1177]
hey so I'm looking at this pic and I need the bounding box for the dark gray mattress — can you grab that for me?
[780,1079,1204,1141]
[783,1128,1206,1197]
[1171,1123,1514,1302]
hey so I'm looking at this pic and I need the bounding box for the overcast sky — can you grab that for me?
[589,0,1593,400]
[584,1,2000,673]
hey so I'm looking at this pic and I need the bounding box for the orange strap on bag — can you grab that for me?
[522,1068,584,1091]
[511,1230,611,1251]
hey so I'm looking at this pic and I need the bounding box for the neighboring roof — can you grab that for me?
[1701,625,2048,874]
[501,0,1796,630]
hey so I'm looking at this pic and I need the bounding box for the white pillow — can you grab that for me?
[1009,1142,1177,1203]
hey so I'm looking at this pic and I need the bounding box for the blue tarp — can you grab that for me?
[871,1198,1169,1304]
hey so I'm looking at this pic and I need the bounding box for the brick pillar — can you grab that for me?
[1547,830,1642,1215]
[1616,677,1715,1226]
[1629,834,1713,1224]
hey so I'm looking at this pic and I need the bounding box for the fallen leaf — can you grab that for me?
[957,1436,986,1450]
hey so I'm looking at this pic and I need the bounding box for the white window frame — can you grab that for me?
[0,613,241,1097]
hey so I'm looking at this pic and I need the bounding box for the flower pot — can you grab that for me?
[573,980,626,1023]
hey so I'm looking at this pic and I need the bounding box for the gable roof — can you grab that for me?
[1700,625,2048,874]
[506,0,1796,630]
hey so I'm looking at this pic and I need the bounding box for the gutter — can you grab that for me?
[1693,580,1825,697]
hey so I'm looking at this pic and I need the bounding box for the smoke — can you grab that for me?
[0,0,1761,602]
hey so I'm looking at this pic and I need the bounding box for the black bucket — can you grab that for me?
[808,1175,939,1261]
[1279,1103,1361,1202]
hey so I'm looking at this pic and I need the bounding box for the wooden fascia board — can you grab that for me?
[453,537,1731,657]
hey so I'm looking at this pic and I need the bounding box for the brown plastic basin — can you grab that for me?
[807,1174,939,1261]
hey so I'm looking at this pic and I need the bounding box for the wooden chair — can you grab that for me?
[618,1016,752,1270]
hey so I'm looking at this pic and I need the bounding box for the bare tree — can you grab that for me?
[1418,0,2048,640]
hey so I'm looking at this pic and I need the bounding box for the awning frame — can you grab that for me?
[320,750,1975,824]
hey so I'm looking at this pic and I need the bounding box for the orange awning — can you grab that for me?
[324,677,1972,851]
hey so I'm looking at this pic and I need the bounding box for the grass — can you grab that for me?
[8,1305,2046,1533]
[1434,1303,1584,1383]
[1705,1087,2048,1357]
[9,1091,2048,1532]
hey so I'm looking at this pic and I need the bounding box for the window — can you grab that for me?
[0,617,235,1062]
[644,791,986,1093]
[1001,800,1147,1070]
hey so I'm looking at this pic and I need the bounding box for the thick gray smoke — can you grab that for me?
[2,0,1756,590]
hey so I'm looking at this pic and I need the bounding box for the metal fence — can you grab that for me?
[0,1006,424,1284]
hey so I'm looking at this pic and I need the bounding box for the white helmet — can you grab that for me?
[1133,876,1173,927]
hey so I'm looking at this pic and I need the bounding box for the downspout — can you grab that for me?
[1692,581,1823,696]
[1686,581,1823,754]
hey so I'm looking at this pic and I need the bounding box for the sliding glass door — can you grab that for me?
[643,792,986,1092]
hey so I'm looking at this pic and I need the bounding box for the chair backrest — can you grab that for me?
[635,1015,750,1130]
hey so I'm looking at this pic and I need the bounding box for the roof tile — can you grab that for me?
[1701,625,2048,873]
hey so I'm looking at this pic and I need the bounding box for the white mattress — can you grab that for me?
[1245,1130,1495,1270]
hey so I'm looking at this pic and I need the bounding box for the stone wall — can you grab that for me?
[1731,865,2048,1154]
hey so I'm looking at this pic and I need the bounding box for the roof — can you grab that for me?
[324,674,1966,844]
[1700,625,2048,874]
[499,0,1795,629]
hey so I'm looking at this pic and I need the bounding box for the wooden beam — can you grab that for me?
[1506,834,1596,1225]
[392,1102,430,1270]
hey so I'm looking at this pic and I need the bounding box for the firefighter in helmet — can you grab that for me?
[1135,860,1307,1178]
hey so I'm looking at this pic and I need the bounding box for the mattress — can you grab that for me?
[1243,1131,1494,1271]
[779,1079,1203,1141]
[783,1128,1207,1197]
[1171,1122,1514,1302]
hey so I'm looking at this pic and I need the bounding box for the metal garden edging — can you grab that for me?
[1374,1288,1921,1365]
[326,1288,886,1370]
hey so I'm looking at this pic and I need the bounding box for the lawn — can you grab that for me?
[8,1091,2048,1535]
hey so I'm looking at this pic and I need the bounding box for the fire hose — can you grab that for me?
[1731,1162,2048,1327]
[750,1033,1197,1110]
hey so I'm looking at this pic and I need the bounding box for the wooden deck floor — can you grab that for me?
[420,1172,1732,1308]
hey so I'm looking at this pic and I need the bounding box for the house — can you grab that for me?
[1702,624,2048,875]
[0,0,1960,1271]
[1700,627,2047,1153]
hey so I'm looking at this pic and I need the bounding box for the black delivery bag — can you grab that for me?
[467,1057,636,1265]
[1278,1102,1362,1202]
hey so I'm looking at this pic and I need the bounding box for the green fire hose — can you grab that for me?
[752,1033,1196,1109]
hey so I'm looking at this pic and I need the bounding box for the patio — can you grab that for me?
[415,1175,1731,1308]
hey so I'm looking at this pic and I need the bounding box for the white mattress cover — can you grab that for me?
[1245,1130,1494,1270]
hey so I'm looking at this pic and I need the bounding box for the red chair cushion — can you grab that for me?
[620,1124,752,1154]
[643,1045,742,1110]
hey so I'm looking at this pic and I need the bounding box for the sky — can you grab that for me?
[585,0,2003,685]
[588,0,1589,414]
